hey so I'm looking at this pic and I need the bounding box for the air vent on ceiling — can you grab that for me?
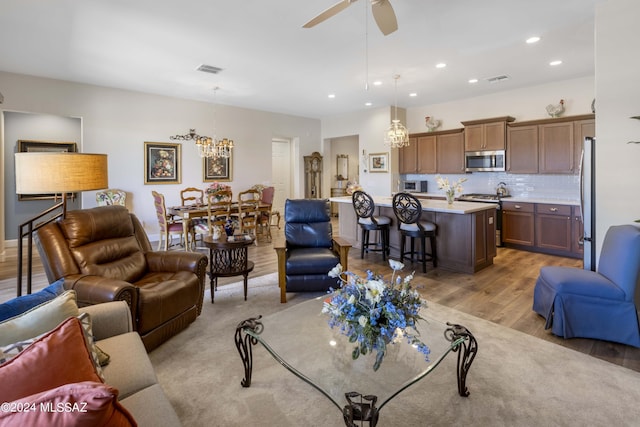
[196,64,223,74]
[486,75,510,84]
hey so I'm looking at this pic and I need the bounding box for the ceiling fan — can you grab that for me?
[303,0,398,36]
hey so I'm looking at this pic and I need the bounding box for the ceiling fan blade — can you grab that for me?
[303,0,355,28]
[371,0,398,35]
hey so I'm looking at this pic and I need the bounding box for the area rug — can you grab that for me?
[147,273,640,427]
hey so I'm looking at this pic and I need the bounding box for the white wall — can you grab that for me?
[594,0,640,256]
[0,72,321,242]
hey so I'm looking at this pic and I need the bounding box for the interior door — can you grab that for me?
[271,139,291,217]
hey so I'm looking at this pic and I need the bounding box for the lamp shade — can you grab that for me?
[15,153,108,194]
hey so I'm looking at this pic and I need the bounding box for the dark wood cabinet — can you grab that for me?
[462,116,514,151]
[535,204,572,252]
[416,135,437,173]
[539,122,575,174]
[506,125,538,173]
[506,114,595,174]
[436,130,465,173]
[399,137,418,174]
[502,202,535,246]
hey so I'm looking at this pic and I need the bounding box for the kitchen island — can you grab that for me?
[331,196,498,274]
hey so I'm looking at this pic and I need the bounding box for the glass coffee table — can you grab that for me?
[235,297,477,426]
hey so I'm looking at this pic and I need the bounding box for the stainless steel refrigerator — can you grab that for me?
[580,137,596,271]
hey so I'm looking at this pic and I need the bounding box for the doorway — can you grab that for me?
[271,138,291,216]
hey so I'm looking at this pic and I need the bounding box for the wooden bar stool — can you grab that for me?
[352,191,391,261]
[392,192,437,273]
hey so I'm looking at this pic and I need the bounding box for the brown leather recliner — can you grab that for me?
[35,205,208,351]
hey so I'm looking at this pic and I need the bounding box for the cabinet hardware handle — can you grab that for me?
[515,205,521,209]
[549,208,558,212]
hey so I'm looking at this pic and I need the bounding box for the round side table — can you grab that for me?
[203,234,255,303]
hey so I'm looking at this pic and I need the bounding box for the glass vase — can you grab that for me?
[446,192,455,205]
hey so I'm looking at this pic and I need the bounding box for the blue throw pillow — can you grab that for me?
[0,279,65,322]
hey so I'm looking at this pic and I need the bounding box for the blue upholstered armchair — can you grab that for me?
[274,199,351,303]
[533,225,640,347]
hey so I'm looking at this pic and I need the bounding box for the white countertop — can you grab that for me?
[330,196,497,214]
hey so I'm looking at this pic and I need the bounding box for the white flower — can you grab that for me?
[358,315,368,327]
[388,259,404,271]
[347,294,356,305]
[364,279,386,303]
[328,264,343,278]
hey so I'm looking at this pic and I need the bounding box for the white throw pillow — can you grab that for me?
[0,290,79,346]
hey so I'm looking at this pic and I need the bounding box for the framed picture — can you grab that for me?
[144,142,181,184]
[203,153,233,182]
[17,140,78,201]
[369,152,389,173]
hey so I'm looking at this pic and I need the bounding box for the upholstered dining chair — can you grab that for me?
[392,192,438,273]
[533,224,640,347]
[201,189,233,235]
[352,190,391,260]
[275,199,351,303]
[152,190,190,251]
[180,187,205,207]
[96,188,127,207]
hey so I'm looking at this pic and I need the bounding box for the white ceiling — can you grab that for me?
[0,0,603,119]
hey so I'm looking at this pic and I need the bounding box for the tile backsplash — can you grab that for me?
[403,172,579,201]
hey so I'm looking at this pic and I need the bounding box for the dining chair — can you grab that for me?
[181,187,207,247]
[237,189,261,242]
[204,189,233,234]
[152,190,189,251]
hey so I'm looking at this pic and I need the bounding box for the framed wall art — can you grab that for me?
[369,152,389,173]
[203,153,233,182]
[144,142,181,184]
[17,140,78,201]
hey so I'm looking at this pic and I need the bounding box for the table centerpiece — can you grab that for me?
[436,175,467,205]
[323,260,430,371]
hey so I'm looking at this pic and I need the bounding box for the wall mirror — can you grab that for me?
[336,154,348,181]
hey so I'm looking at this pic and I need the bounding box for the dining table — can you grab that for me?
[167,202,271,251]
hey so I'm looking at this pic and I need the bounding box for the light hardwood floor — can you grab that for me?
[2,219,639,373]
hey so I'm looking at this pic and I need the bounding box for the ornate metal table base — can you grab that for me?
[235,316,478,426]
[445,322,478,397]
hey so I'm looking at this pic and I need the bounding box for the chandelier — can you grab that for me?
[384,74,410,148]
[169,129,234,159]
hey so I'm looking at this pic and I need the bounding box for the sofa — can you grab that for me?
[34,205,208,351]
[0,287,181,426]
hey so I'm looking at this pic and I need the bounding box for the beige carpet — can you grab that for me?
[147,273,640,427]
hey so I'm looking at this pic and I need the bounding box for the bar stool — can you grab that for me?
[352,191,391,260]
[392,192,437,273]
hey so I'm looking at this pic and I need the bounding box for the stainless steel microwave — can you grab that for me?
[465,150,506,172]
[402,180,428,193]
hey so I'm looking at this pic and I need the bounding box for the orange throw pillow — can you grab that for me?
[0,317,103,403]
[0,381,136,427]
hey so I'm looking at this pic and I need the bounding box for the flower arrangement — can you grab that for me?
[345,182,363,195]
[322,260,430,371]
[206,182,231,194]
[436,175,467,204]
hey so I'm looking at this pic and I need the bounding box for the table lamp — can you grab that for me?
[15,152,109,296]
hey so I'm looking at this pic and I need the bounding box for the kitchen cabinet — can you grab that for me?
[506,125,539,173]
[506,114,595,174]
[398,137,418,173]
[436,130,465,173]
[502,201,535,246]
[461,116,515,151]
[416,135,437,173]
[406,129,464,174]
[535,204,572,252]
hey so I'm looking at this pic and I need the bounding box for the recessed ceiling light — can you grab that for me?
[328,93,336,99]
[373,81,382,86]
[526,36,541,44]
[436,63,447,69]
[409,93,417,97]
[468,78,478,84]
[549,60,563,66]
[365,102,372,106]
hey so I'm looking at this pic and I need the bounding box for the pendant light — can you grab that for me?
[384,74,410,148]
